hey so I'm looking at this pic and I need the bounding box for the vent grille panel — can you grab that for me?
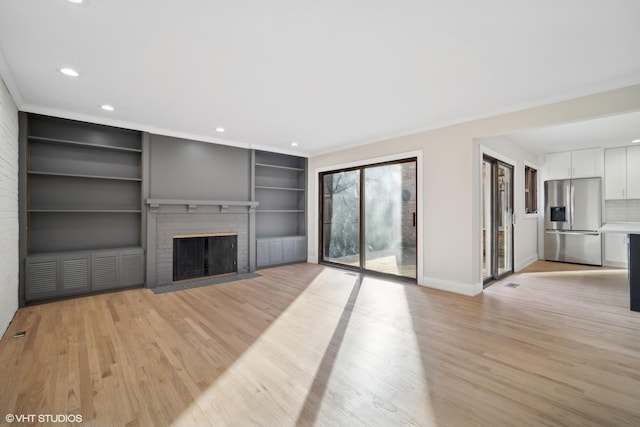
[63,258,90,290]
[120,252,143,286]
[27,261,57,294]
[93,254,118,290]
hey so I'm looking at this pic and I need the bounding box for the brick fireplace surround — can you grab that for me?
[145,199,258,287]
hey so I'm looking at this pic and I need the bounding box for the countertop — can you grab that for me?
[600,223,640,234]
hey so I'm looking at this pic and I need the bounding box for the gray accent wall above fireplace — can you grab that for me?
[148,134,250,201]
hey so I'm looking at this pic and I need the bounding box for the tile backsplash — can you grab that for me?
[605,199,640,222]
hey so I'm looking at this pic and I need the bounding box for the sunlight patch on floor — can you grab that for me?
[170,268,357,426]
[298,276,437,426]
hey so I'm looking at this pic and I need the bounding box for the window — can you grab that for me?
[524,165,538,214]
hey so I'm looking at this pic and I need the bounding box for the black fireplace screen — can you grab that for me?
[173,235,237,282]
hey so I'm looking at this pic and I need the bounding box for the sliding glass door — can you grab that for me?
[321,159,417,279]
[482,155,514,284]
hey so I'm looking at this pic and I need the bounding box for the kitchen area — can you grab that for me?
[542,127,640,311]
[505,111,640,312]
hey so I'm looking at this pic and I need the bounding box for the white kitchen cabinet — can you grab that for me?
[604,232,628,267]
[627,146,640,199]
[604,147,627,199]
[544,151,572,180]
[571,148,602,178]
[604,146,640,200]
[545,148,601,180]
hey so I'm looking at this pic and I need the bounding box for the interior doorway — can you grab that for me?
[320,158,417,280]
[482,154,514,284]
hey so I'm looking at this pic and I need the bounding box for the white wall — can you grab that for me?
[308,84,640,296]
[0,75,19,337]
[479,136,539,271]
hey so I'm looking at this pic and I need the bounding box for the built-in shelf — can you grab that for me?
[25,247,144,302]
[257,210,305,213]
[255,163,305,172]
[146,199,259,208]
[28,135,142,153]
[28,171,142,181]
[256,234,306,239]
[253,150,307,268]
[255,186,305,192]
[25,113,143,261]
[256,235,306,266]
[28,209,142,213]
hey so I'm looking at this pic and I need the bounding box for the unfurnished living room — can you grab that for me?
[1,1,639,426]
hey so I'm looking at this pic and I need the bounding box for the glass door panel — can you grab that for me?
[482,160,492,281]
[322,170,360,266]
[363,161,417,278]
[497,163,513,276]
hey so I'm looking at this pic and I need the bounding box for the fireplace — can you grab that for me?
[173,233,238,282]
[145,199,258,287]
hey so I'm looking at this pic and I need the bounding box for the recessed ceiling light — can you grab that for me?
[215,127,225,133]
[67,0,84,4]
[291,142,298,147]
[632,139,640,144]
[100,104,115,112]
[59,68,79,77]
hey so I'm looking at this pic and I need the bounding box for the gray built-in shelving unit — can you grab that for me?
[22,114,144,302]
[254,150,307,267]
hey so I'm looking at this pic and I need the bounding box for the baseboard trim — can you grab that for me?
[603,260,628,269]
[420,276,483,297]
[516,254,539,272]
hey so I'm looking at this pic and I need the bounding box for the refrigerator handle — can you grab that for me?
[546,231,600,236]
[569,182,575,228]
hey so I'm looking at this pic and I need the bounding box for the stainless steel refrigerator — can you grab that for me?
[544,177,602,266]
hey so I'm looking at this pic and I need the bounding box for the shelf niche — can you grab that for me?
[26,113,143,255]
[253,150,307,267]
[23,114,144,302]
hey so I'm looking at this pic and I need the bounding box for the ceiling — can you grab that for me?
[0,1,639,157]
[506,111,640,155]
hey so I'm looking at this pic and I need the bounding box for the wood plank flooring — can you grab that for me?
[1,262,639,426]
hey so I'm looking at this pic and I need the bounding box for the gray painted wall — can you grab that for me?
[0,76,19,336]
[149,134,251,201]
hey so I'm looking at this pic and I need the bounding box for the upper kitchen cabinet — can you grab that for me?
[544,151,571,180]
[605,147,626,199]
[627,146,640,199]
[544,148,602,180]
[605,145,640,200]
[571,148,602,178]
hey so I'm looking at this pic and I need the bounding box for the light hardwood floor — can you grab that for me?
[1,262,639,426]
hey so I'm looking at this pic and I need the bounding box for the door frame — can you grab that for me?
[481,148,516,285]
[312,150,424,284]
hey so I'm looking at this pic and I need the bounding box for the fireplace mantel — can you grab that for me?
[146,198,258,213]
